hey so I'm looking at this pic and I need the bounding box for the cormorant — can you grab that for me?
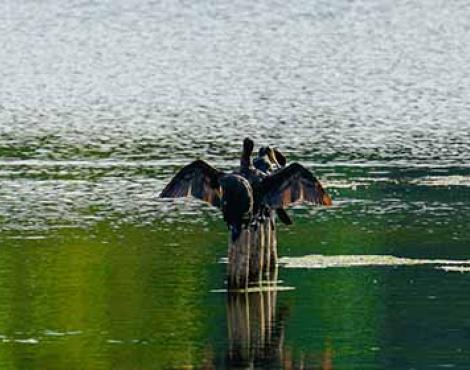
[237,138,268,219]
[159,138,331,241]
[254,145,293,225]
[254,146,285,173]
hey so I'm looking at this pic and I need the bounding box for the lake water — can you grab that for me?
[1,0,470,368]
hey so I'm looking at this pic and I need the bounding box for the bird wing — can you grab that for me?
[261,163,332,207]
[159,160,223,206]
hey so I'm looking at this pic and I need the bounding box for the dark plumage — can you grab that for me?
[159,160,253,241]
[262,162,332,207]
[239,138,265,185]
[253,148,273,173]
[219,175,253,241]
[159,159,223,206]
[253,146,292,225]
[159,138,332,241]
[254,146,281,173]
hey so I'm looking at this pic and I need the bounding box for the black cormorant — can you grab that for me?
[253,145,293,225]
[159,138,331,241]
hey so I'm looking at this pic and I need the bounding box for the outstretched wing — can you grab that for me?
[261,163,332,207]
[159,160,223,206]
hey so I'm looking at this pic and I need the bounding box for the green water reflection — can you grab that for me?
[0,188,469,369]
[0,224,223,369]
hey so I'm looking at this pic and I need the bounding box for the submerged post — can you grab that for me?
[269,212,278,275]
[248,223,264,284]
[228,214,279,290]
[262,217,272,278]
[262,212,278,280]
[227,228,251,290]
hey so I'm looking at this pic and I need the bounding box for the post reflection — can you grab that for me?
[226,288,282,368]
[222,283,333,370]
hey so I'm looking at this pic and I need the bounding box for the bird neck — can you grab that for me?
[240,156,252,169]
[240,149,253,169]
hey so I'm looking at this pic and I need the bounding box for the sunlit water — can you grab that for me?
[1,0,470,368]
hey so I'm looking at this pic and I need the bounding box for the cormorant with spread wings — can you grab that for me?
[159,138,332,241]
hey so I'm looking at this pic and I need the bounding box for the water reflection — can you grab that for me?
[227,288,282,368]
[223,284,332,370]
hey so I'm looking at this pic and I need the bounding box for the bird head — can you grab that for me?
[243,137,254,154]
[258,146,285,168]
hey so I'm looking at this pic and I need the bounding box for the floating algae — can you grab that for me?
[411,175,470,187]
[437,266,470,273]
[280,255,470,270]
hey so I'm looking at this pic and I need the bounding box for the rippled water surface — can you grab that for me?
[1,0,470,368]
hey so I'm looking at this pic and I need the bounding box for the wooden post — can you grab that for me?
[227,228,251,290]
[262,217,271,279]
[248,223,264,284]
[269,212,278,275]
[228,212,279,289]
[262,214,278,281]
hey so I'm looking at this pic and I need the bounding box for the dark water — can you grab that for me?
[1,0,470,368]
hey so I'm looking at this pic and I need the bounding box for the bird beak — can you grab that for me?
[267,148,280,167]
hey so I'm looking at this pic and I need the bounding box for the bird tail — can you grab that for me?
[276,208,293,225]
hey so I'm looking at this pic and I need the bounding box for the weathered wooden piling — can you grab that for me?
[269,213,278,274]
[227,228,251,289]
[262,214,279,279]
[248,223,264,283]
[228,212,279,290]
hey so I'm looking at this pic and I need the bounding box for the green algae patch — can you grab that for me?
[280,255,470,269]
[437,266,470,273]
